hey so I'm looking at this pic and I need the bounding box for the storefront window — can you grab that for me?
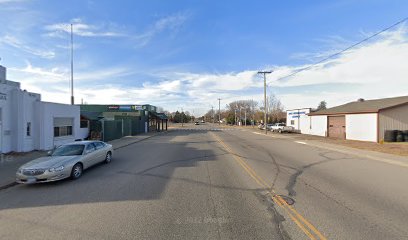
[54,126,73,137]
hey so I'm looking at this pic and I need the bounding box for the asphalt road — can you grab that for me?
[0,123,407,240]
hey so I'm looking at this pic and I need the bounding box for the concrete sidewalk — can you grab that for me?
[0,132,158,190]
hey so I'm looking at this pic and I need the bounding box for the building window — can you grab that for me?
[26,122,31,136]
[80,120,88,128]
[54,126,73,137]
[54,117,74,138]
[291,120,295,125]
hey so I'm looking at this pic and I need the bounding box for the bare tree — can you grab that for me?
[260,94,285,123]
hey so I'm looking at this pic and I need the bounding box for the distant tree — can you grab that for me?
[226,113,235,124]
[259,94,285,123]
[267,94,285,123]
[317,101,327,111]
[173,111,181,123]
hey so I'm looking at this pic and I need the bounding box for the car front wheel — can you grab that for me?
[71,163,83,180]
[105,152,112,164]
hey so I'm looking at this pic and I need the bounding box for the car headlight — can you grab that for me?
[49,166,64,172]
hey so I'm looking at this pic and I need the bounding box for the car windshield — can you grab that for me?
[52,144,85,156]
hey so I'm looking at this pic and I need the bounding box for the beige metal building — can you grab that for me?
[305,96,408,142]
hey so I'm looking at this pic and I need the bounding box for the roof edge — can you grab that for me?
[308,110,378,116]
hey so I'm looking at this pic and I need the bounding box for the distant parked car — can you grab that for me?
[201,120,205,123]
[270,123,294,133]
[16,141,113,184]
[195,122,199,125]
[266,124,274,131]
[258,124,265,130]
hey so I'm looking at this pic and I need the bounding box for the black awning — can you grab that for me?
[81,111,103,121]
[150,112,168,120]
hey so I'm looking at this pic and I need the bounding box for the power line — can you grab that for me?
[275,16,408,81]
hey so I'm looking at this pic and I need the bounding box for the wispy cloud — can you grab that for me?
[7,24,408,115]
[8,61,135,84]
[133,12,190,47]
[8,61,66,83]
[45,18,125,38]
[0,35,55,59]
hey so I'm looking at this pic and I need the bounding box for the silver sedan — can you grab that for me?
[16,141,113,184]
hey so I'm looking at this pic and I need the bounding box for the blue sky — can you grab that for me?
[1,0,408,115]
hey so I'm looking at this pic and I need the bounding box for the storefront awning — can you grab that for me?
[81,111,103,121]
[150,112,168,120]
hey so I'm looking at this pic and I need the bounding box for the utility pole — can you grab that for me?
[241,107,247,127]
[258,71,272,134]
[218,98,221,125]
[234,106,237,126]
[252,98,255,128]
[239,107,242,126]
[211,106,214,124]
[181,107,184,127]
[70,23,74,105]
[245,109,247,127]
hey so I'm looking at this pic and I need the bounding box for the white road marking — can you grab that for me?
[295,141,307,145]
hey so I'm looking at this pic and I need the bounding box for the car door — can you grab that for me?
[93,142,106,163]
[83,143,98,168]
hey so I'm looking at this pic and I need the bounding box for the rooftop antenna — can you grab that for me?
[70,23,74,105]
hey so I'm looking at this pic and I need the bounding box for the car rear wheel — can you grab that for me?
[71,163,83,180]
[105,152,112,164]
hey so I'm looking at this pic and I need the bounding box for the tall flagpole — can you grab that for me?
[70,23,74,105]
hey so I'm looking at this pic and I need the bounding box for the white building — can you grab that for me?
[0,65,87,153]
[286,108,311,131]
[297,96,408,142]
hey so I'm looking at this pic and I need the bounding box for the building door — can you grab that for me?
[328,115,346,139]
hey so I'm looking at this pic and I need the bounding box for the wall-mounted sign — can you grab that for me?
[119,105,132,111]
[107,105,143,111]
[287,109,311,121]
[108,105,120,110]
[132,105,143,111]
[0,93,6,101]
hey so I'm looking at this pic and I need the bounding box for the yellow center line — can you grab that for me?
[210,132,327,240]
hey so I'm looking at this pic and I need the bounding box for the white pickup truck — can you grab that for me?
[269,123,294,133]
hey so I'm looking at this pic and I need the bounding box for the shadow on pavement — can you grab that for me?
[0,129,263,211]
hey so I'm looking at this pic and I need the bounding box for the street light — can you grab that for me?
[258,71,273,135]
